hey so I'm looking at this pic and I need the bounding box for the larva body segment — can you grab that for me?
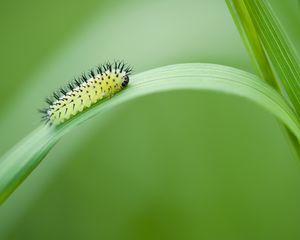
[41,61,131,125]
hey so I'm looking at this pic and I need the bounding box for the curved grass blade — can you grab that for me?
[0,63,299,204]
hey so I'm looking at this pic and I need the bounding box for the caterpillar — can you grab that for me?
[40,61,132,125]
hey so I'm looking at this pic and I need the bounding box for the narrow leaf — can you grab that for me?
[0,64,299,204]
[227,0,300,117]
[226,0,278,89]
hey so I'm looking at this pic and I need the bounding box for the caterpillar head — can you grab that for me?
[121,74,129,87]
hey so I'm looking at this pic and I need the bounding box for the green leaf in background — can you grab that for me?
[226,0,300,160]
[226,0,278,89]
[0,63,299,204]
[227,0,300,117]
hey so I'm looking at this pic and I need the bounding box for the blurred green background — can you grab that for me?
[1,0,300,239]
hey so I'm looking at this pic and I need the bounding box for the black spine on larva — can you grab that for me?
[39,107,50,123]
[74,77,81,87]
[53,92,60,100]
[107,63,112,72]
[89,69,95,79]
[46,97,53,105]
[120,63,125,72]
[125,66,132,74]
[114,61,118,71]
[60,88,67,95]
[68,82,74,91]
[40,60,133,125]
[102,64,107,72]
[38,108,48,114]
[81,73,88,83]
[96,66,103,75]
[118,61,122,69]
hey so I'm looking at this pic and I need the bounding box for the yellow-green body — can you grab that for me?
[47,68,129,125]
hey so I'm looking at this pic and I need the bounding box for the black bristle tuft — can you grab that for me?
[60,88,67,95]
[41,115,49,120]
[107,62,112,72]
[81,73,88,82]
[117,61,122,69]
[125,66,132,74]
[38,108,48,114]
[68,82,74,91]
[120,63,125,72]
[53,92,60,100]
[89,69,95,79]
[46,97,53,105]
[103,64,107,71]
[97,66,103,75]
[74,77,81,86]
